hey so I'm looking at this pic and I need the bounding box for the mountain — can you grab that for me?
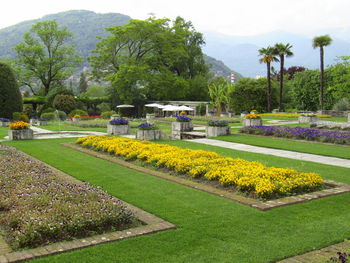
[0,10,239,78]
[203,30,350,77]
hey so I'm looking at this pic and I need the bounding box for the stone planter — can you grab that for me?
[146,114,155,124]
[171,121,193,139]
[243,118,262,127]
[30,119,48,126]
[298,116,318,123]
[107,124,130,135]
[8,129,34,140]
[0,121,10,127]
[206,126,231,137]
[228,112,234,118]
[220,113,229,118]
[136,129,161,140]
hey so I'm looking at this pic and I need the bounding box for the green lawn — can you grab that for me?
[3,138,350,263]
[0,127,8,138]
[215,133,350,159]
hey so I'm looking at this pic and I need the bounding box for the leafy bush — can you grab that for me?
[333,98,350,111]
[40,112,55,121]
[13,112,29,123]
[0,63,23,119]
[57,110,67,120]
[53,94,77,114]
[97,102,111,113]
[68,109,88,117]
[101,111,117,119]
[41,107,55,114]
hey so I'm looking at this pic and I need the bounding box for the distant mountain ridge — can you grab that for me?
[202,30,350,77]
[0,10,240,79]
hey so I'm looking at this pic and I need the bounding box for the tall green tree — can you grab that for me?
[0,62,23,119]
[312,35,332,111]
[15,20,82,96]
[273,43,293,111]
[78,72,88,94]
[208,77,232,116]
[89,17,209,104]
[258,46,278,112]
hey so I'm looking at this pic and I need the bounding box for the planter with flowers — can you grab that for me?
[172,115,193,139]
[30,117,48,126]
[107,117,130,135]
[136,123,161,140]
[298,113,318,124]
[72,115,81,123]
[243,113,263,127]
[206,120,230,137]
[8,121,33,140]
[0,118,10,127]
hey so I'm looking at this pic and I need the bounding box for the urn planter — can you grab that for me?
[0,121,10,127]
[171,121,193,140]
[243,118,262,127]
[298,116,318,123]
[136,129,161,140]
[8,129,34,140]
[107,124,130,135]
[206,126,231,137]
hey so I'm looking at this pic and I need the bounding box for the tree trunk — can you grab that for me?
[267,62,271,112]
[279,55,284,111]
[320,46,324,111]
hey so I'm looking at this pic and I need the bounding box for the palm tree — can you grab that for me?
[273,43,293,111]
[312,35,332,111]
[208,77,232,116]
[258,46,278,112]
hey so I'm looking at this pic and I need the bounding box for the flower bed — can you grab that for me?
[240,125,350,145]
[76,136,324,199]
[259,113,331,118]
[0,145,135,249]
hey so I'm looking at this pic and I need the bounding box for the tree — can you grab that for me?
[273,43,293,111]
[78,72,88,94]
[258,46,278,112]
[89,17,209,105]
[15,20,82,96]
[52,94,77,114]
[312,35,332,111]
[0,62,23,118]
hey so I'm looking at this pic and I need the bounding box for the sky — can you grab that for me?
[1,0,350,36]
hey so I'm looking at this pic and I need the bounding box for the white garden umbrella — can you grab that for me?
[145,103,163,108]
[162,105,182,111]
[177,105,194,111]
[116,104,135,108]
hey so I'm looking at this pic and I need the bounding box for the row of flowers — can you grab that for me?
[0,145,135,249]
[77,136,324,199]
[259,113,331,118]
[240,125,350,145]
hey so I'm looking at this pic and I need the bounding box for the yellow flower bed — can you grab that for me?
[259,113,332,118]
[245,113,261,119]
[9,121,29,130]
[76,136,324,199]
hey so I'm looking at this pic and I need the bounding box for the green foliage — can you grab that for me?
[208,77,233,115]
[231,78,278,113]
[78,72,88,94]
[57,110,67,120]
[0,63,23,119]
[101,111,117,119]
[196,103,207,116]
[81,85,106,98]
[52,94,77,113]
[68,109,88,117]
[333,98,350,111]
[40,112,55,121]
[14,20,82,96]
[41,107,55,114]
[97,103,111,113]
[12,112,21,121]
[90,16,210,105]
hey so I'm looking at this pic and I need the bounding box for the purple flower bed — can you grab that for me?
[0,145,136,249]
[109,117,128,125]
[240,126,350,145]
[176,115,192,122]
[137,122,157,130]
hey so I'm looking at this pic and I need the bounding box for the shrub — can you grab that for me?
[53,94,77,113]
[333,98,350,112]
[101,111,117,119]
[68,109,88,117]
[41,107,55,114]
[0,63,22,119]
[40,112,55,121]
[97,102,111,113]
[13,112,29,123]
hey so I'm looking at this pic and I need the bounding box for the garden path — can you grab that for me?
[188,138,350,168]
